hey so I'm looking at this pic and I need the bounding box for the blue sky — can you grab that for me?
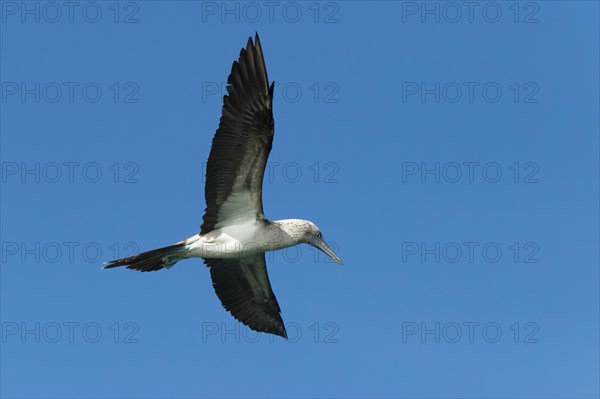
[1,1,598,398]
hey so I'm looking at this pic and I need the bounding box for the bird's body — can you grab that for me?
[105,34,342,338]
[169,219,318,261]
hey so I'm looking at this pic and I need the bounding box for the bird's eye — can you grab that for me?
[316,232,322,238]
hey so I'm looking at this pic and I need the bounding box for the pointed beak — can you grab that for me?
[310,237,343,265]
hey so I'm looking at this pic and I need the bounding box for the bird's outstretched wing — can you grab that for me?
[201,33,275,234]
[205,254,287,338]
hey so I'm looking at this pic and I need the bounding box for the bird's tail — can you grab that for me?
[103,242,189,272]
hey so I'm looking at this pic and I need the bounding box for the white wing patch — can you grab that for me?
[215,190,261,229]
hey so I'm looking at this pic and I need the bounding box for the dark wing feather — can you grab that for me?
[201,34,275,234]
[205,254,287,338]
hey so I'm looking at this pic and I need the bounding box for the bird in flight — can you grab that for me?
[104,34,342,338]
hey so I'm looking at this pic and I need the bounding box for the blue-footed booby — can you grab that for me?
[104,34,342,338]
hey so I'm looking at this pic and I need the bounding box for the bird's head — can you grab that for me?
[274,219,343,265]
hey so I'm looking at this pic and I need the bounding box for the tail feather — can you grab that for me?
[103,242,187,272]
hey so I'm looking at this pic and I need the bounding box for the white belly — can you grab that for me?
[185,219,267,259]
